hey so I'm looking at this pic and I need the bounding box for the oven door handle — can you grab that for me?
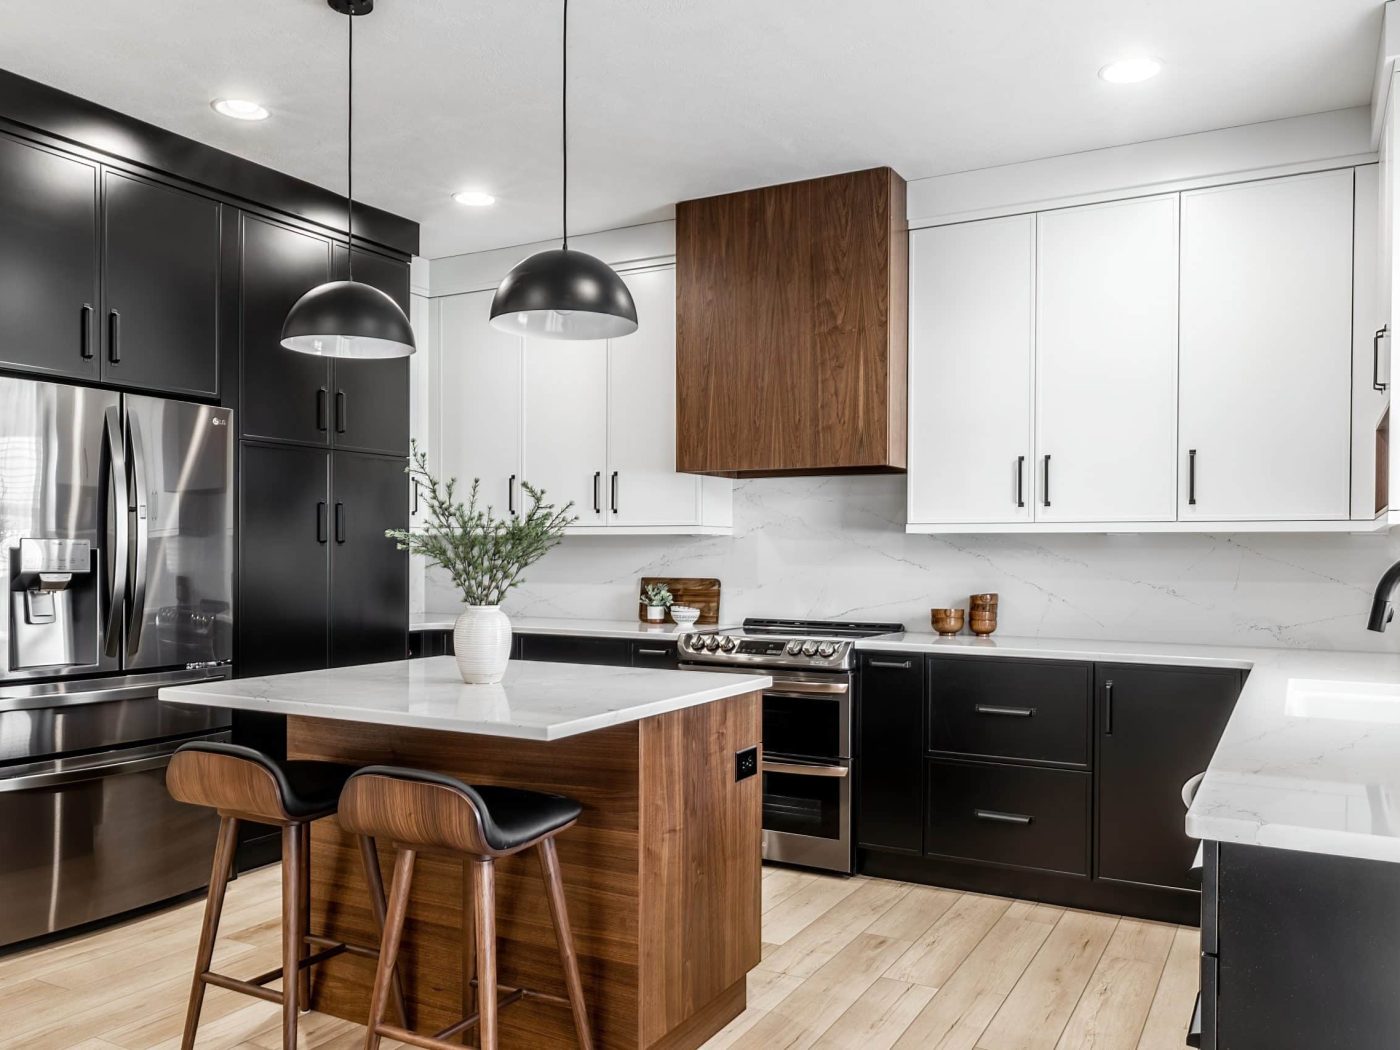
[761,759,849,778]
[0,751,174,793]
[766,680,850,697]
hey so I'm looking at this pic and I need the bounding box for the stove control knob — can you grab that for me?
[704,634,721,652]
[801,640,819,657]
[817,641,837,658]
[785,640,804,656]
[720,635,738,652]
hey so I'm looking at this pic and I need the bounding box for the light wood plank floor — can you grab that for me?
[0,864,1197,1049]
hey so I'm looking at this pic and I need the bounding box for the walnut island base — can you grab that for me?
[286,691,762,1050]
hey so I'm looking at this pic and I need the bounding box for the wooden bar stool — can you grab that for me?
[338,765,593,1050]
[166,742,406,1050]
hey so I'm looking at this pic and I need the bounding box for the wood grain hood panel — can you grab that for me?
[675,166,908,477]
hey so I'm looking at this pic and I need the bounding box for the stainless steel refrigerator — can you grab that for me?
[0,377,234,949]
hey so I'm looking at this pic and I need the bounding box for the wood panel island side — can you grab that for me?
[161,657,771,1050]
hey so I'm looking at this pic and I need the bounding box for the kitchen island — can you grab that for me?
[162,657,771,1050]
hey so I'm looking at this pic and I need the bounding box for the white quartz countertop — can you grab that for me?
[160,658,771,741]
[855,631,1255,668]
[410,613,733,638]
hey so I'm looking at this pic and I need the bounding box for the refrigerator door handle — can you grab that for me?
[103,407,129,658]
[125,412,150,658]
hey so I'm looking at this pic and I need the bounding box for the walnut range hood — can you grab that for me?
[675,166,909,477]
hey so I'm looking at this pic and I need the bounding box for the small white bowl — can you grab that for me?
[670,605,701,626]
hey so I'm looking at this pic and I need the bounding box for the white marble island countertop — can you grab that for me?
[161,658,771,741]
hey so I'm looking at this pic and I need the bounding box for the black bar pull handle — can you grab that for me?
[80,304,94,359]
[411,479,420,516]
[975,809,1033,826]
[316,387,329,432]
[866,658,912,670]
[335,390,347,434]
[1042,454,1051,508]
[1104,679,1115,735]
[1188,449,1197,506]
[975,704,1035,718]
[1375,326,1389,392]
[1016,455,1025,508]
[107,309,121,363]
[334,502,346,544]
[611,471,619,515]
[508,474,517,516]
[316,501,328,544]
[592,471,602,514]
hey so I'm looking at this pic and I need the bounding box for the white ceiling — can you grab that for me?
[0,0,1381,259]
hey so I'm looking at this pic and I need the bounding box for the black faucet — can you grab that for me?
[1368,559,1400,631]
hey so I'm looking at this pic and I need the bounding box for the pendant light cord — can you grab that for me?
[554,0,560,250]
[346,3,355,278]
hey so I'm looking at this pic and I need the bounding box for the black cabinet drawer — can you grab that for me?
[630,640,679,668]
[516,633,629,666]
[924,758,1089,876]
[928,657,1091,768]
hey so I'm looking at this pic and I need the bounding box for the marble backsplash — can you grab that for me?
[422,474,1400,653]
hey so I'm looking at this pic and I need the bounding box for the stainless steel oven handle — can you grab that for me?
[103,406,129,657]
[0,752,174,793]
[762,759,849,778]
[766,679,849,696]
[126,411,150,658]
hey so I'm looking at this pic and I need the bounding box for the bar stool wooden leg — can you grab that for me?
[180,815,238,1050]
[281,824,303,1050]
[471,858,498,1050]
[365,848,417,1050]
[357,834,409,1028]
[538,837,593,1050]
[298,821,312,1011]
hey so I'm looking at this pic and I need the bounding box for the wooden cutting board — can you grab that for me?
[638,577,721,625]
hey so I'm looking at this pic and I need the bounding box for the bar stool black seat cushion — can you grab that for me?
[174,741,357,820]
[350,766,583,852]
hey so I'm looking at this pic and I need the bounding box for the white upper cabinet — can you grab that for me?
[435,289,522,517]
[1179,169,1354,521]
[605,268,701,526]
[524,336,610,527]
[907,216,1035,524]
[1034,195,1179,523]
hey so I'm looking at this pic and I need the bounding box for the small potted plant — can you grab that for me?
[387,444,574,683]
[641,582,674,623]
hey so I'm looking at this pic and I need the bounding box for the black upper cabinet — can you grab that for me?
[0,133,99,381]
[237,442,330,676]
[331,246,411,456]
[857,653,925,854]
[329,451,408,667]
[239,215,333,445]
[102,171,221,396]
[1096,663,1241,892]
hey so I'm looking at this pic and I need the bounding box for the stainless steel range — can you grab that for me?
[679,618,904,874]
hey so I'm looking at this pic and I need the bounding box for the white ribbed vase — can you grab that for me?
[453,606,512,684]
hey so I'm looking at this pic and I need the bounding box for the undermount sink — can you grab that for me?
[1285,678,1400,724]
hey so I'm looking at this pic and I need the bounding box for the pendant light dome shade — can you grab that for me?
[281,280,416,358]
[489,248,638,339]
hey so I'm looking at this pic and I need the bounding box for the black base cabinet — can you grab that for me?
[1200,842,1400,1049]
[856,652,1243,925]
[409,632,677,670]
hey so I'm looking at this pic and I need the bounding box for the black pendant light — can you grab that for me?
[282,0,415,359]
[490,0,637,340]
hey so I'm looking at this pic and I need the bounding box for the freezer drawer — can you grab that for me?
[0,730,226,949]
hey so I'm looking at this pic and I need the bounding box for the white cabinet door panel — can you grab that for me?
[435,290,522,516]
[1035,195,1179,522]
[908,216,1035,524]
[606,268,700,526]
[524,337,608,526]
[1179,170,1353,521]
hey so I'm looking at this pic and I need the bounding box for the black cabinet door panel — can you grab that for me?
[857,653,924,853]
[240,215,333,445]
[102,171,220,396]
[928,657,1091,768]
[330,451,408,666]
[331,247,410,455]
[0,134,99,380]
[630,640,679,668]
[1096,663,1240,890]
[516,634,630,665]
[238,443,329,675]
[925,758,1090,876]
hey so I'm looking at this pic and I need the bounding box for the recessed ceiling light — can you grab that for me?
[1098,57,1162,84]
[452,189,497,207]
[211,98,269,121]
